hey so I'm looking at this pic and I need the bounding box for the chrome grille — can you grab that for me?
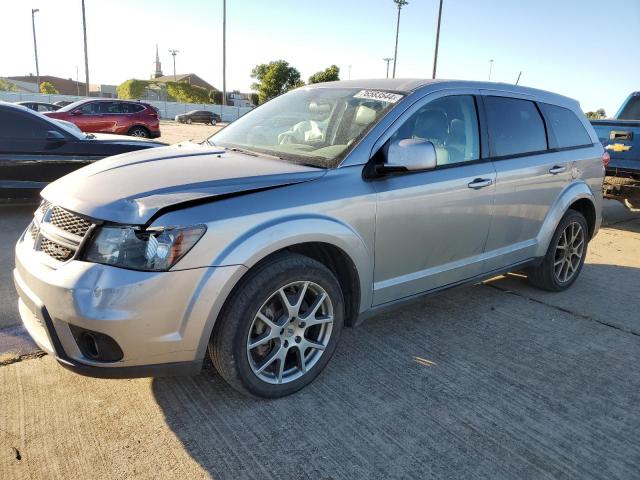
[29,202,95,263]
[40,237,74,262]
[50,206,92,237]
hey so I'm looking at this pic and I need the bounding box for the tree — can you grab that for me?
[308,65,340,84]
[0,78,17,92]
[166,82,210,104]
[117,79,151,99]
[250,60,303,104]
[585,108,606,120]
[209,88,223,105]
[39,81,58,94]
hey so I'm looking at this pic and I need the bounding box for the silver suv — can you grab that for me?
[14,80,604,397]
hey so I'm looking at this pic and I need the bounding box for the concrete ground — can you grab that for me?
[157,120,224,145]
[1,202,639,479]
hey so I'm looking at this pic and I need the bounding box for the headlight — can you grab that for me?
[84,225,206,271]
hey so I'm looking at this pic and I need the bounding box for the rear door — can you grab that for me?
[481,95,586,270]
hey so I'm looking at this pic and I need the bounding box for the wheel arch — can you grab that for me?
[534,181,599,257]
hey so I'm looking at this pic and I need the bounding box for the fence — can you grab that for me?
[0,91,253,122]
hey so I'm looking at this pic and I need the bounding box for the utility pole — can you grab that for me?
[222,0,227,106]
[431,0,443,79]
[76,66,80,96]
[488,59,494,81]
[169,49,179,81]
[383,58,393,78]
[81,0,90,96]
[515,71,522,85]
[348,65,352,80]
[392,0,408,79]
[31,9,40,93]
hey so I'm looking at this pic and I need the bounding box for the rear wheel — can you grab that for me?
[527,209,588,291]
[128,126,149,138]
[210,119,217,126]
[209,253,344,398]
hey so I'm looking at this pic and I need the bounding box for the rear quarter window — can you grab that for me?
[484,96,547,157]
[539,103,592,149]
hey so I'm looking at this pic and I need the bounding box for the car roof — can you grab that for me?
[304,78,578,106]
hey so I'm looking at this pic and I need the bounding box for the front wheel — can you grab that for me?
[209,253,344,398]
[527,209,589,291]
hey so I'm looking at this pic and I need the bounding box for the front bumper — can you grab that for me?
[14,233,247,378]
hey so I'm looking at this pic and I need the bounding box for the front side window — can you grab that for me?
[0,110,50,139]
[390,95,480,166]
[208,88,400,168]
[77,102,99,114]
[540,103,592,149]
[485,96,547,157]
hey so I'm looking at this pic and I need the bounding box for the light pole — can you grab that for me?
[383,58,393,78]
[168,49,179,82]
[348,65,352,79]
[81,0,90,96]
[76,66,80,96]
[515,71,522,85]
[488,59,494,81]
[431,0,443,79]
[222,0,227,106]
[392,0,408,79]
[31,9,40,93]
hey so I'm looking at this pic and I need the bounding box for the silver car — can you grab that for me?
[14,79,604,397]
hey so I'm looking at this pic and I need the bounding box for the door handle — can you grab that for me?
[467,178,493,189]
[549,165,567,175]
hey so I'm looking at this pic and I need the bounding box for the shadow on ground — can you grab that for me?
[152,264,640,480]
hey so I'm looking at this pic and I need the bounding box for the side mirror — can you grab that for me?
[46,130,66,143]
[71,110,83,116]
[377,138,437,174]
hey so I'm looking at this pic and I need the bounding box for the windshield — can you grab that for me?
[207,87,402,168]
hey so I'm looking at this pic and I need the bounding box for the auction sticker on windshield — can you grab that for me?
[354,90,404,103]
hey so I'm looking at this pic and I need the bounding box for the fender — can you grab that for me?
[211,213,373,312]
[185,214,373,362]
[533,180,597,258]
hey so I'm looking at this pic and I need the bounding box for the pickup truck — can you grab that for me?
[591,92,640,210]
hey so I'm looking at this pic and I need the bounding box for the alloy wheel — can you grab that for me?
[246,281,334,385]
[554,221,585,283]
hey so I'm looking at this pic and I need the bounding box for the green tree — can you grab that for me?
[208,88,223,105]
[117,79,151,99]
[250,60,303,104]
[585,108,606,120]
[0,78,17,92]
[166,82,210,104]
[308,65,340,84]
[39,81,58,94]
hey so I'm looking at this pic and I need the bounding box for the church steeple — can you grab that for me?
[153,44,163,79]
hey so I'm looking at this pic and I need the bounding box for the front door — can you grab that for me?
[372,94,496,305]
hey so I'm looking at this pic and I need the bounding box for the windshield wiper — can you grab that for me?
[225,146,283,161]
[84,133,96,139]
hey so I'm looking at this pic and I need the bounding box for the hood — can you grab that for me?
[42,142,326,225]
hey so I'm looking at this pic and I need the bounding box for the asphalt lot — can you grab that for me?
[0,199,638,479]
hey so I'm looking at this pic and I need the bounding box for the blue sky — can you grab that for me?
[2,0,638,114]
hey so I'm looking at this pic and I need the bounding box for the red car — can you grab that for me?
[44,99,161,138]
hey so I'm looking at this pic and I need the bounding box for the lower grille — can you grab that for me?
[40,237,74,262]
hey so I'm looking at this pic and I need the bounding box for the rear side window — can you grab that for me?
[121,103,145,113]
[484,96,547,157]
[618,95,640,120]
[539,103,591,149]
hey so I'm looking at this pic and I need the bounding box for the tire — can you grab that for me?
[186,118,192,124]
[209,253,344,398]
[527,209,589,292]
[210,120,217,126]
[128,126,149,138]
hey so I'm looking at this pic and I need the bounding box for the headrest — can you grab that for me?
[354,105,376,125]
[414,110,448,141]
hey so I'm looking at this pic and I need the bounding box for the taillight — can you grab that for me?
[602,151,610,168]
